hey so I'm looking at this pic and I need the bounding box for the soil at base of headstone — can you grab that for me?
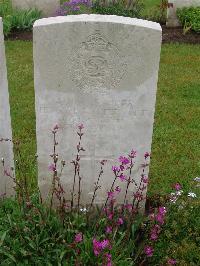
[162,26,200,44]
[6,31,33,41]
[6,26,200,44]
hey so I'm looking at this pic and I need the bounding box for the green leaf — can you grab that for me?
[0,250,17,263]
[60,250,67,261]
[0,231,7,247]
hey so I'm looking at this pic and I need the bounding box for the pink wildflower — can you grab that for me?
[78,123,84,130]
[133,192,143,201]
[119,173,126,182]
[112,166,120,173]
[101,239,109,249]
[94,249,99,256]
[144,245,154,257]
[173,183,182,191]
[48,163,56,172]
[129,149,137,158]
[115,186,121,193]
[105,253,112,260]
[144,152,150,159]
[107,191,115,199]
[108,213,114,220]
[74,233,83,243]
[93,239,101,256]
[167,258,177,265]
[149,213,155,220]
[150,232,158,241]
[53,124,59,130]
[124,204,133,212]
[141,174,148,183]
[105,253,112,265]
[92,238,110,256]
[106,226,112,234]
[158,206,167,215]
[155,213,165,225]
[151,224,161,234]
[117,217,124,226]
[119,156,130,165]
[119,165,125,171]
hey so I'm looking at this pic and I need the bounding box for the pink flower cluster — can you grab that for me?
[155,206,167,225]
[107,186,121,200]
[111,152,135,182]
[167,258,177,265]
[173,183,182,191]
[74,232,83,243]
[145,206,167,258]
[78,123,84,130]
[144,245,154,257]
[119,156,130,165]
[105,226,112,234]
[117,217,124,226]
[141,174,148,184]
[53,124,59,131]
[93,238,111,256]
[48,163,56,172]
[150,224,161,241]
[104,253,112,266]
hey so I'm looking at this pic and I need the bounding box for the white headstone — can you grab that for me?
[33,15,162,206]
[12,0,60,17]
[167,0,200,27]
[0,18,15,197]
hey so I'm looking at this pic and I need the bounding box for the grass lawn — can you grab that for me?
[5,41,200,196]
[143,0,160,9]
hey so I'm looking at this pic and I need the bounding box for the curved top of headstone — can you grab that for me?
[34,14,161,31]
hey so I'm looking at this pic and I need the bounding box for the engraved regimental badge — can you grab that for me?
[70,31,126,92]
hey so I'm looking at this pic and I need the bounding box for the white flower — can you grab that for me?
[170,190,184,204]
[170,198,177,204]
[80,207,87,212]
[188,192,197,198]
[176,190,183,196]
[194,177,200,182]
[170,195,177,203]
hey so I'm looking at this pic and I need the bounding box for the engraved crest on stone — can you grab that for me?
[70,31,126,91]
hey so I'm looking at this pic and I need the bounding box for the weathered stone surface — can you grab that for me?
[167,0,200,27]
[12,0,60,17]
[33,15,162,205]
[0,18,15,197]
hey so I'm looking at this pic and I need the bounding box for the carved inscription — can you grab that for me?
[39,102,151,119]
[70,31,126,91]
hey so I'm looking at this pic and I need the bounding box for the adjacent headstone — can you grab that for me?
[33,15,162,205]
[12,0,60,17]
[167,0,200,27]
[0,18,15,197]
